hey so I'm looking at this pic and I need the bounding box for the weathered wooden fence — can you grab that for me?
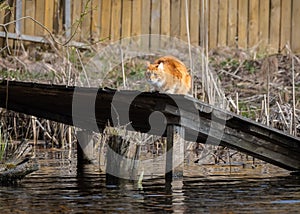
[1,0,300,53]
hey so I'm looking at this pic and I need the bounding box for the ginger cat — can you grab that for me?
[145,56,191,95]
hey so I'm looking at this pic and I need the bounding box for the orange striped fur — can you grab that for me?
[145,56,191,95]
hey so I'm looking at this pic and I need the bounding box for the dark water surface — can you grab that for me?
[1,149,300,213]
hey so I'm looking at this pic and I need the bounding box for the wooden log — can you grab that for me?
[0,159,39,184]
[0,140,39,184]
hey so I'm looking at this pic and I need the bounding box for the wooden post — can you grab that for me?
[106,135,122,186]
[165,125,185,183]
[76,130,94,164]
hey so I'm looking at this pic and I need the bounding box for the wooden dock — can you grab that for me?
[0,80,300,172]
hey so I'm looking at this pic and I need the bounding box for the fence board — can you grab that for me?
[180,0,188,42]
[190,0,199,45]
[2,0,300,54]
[238,0,248,49]
[91,0,102,40]
[227,0,237,47]
[111,0,121,42]
[24,0,35,36]
[81,0,92,42]
[71,0,81,41]
[1,0,15,47]
[150,0,161,49]
[218,0,228,47]
[141,0,151,49]
[269,0,281,53]
[35,0,45,36]
[199,0,209,49]
[209,0,218,49]
[121,0,132,40]
[100,0,111,40]
[55,0,64,35]
[259,0,269,50]
[280,0,291,51]
[44,0,54,34]
[170,0,180,38]
[161,0,170,36]
[292,0,300,53]
[131,0,142,37]
[248,0,259,49]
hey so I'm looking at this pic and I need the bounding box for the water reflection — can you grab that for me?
[0,149,300,213]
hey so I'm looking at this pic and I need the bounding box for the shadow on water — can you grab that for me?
[0,148,300,213]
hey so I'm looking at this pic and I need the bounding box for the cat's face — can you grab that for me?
[145,62,165,87]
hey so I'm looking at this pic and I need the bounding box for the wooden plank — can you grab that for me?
[91,0,102,41]
[180,0,188,42]
[2,0,15,47]
[100,0,111,40]
[64,0,72,38]
[199,0,208,49]
[1,81,300,171]
[269,0,281,53]
[141,0,151,49]
[227,0,237,47]
[22,0,26,34]
[259,0,270,51]
[237,0,248,49]
[161,0,171,36]
[81,0,92,42]
[209,0,218,49]
[53,0,63,35]
[24,0,35,36]
[150,0,161,49]
[190,0,199,45]
[248,0,259,48]
[160,0,171,48]
[121,0,132,39]
[280,0,291,51]
[35,0,45,36]
[44,0,54,34]
[218,0,228,47]
[291,0,300,53]
[170,0,180,38]
[131,0,142,37]
[111,0,122,42]
[72,1,82,41]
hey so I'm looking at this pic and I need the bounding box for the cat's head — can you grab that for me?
[145,62,165,87]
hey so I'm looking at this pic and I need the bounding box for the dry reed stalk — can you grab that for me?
[236,92,240,115]
[120,47,126,89]
[292,57,296,135]
[31,116,37,145]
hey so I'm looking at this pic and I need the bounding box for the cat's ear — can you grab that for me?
[158,62,164,70]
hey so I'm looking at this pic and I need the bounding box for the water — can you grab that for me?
[1,148,300,213]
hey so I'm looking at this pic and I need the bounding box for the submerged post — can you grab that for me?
[165,125,185,183]
[106,135,122,185]
[76,130,94,164]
